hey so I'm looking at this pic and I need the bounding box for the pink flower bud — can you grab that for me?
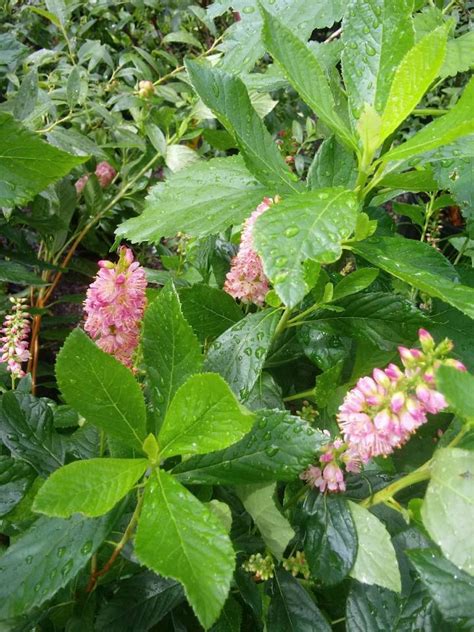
[418,328,435,351]
[75,174,89,194]
[95,162,117,188]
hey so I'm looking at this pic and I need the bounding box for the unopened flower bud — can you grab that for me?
[138,80,154,98]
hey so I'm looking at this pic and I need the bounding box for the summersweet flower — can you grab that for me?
[224,198,273,306]
[84,246,147,367]
[300,436,358,494]
[0,297,30,379]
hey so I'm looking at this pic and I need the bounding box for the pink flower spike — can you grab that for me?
[0,297,31,379]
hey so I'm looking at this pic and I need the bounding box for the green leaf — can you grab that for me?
[0,456,34,517]
[0,392,65,475]
[95,571,184,632]
[245,372,283,411]
[205,308,280,400]
[173,409,324,485]
[0,261,45,286]
[261,8,356,151]
[179,284,243,342]
[440,31,474,79]
[143,284,203,427]
[267,569,332,632]
[301,292,427,351]
[348,501,401,592]
[157,373,254,459]
[254,189,359,307]
[380,26,448,141]
[352,237,474,320]
[346,582,401,632]
[116,156,267,244]
[210,596,242,632]
[437,366,474,423]
[13,69,38,121]
[422,448,474,575]
[0,112,86,207]
[185,59,298,193]
[342,0,414,114]
[430,300,474,371]
[382,77,474,163]
[0,509,121,620]
[56,329,147,451]
[237,483,294,559]
[307,136,357,190]
[332,268,379,300]
[407,548,474,626]
[33,458,148,518]
[135,469,234,629]
[303,492,357,585]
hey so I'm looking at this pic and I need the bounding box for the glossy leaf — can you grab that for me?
[56,329,147,451]
[143,284,203,426]
[254,189,359,307]
[117,156,267,244]
[0,391,65,475]
[33,458,148,518]
[0,112,86,207]
[205,308,280,400]
[430,300,474,372]
[185,59,298,193]
[267,569,331,632]
[261,8,356,151]
[348,501,401,592]
[342,0,414,114]
[95,570,184,632]
[380,26,448,141]
[210,596,242,632]
[346,582,401,632]
[0,456,34,517]
[303,492,357,585]
[437,366,474,423]
[0,509,121,619]
[307,136,357,190]
[179,284,243,342]
[135,469,234,629]
[352,237,474,320]
[173,409,325,485]
[422,448,474,575]
[332,268,379,300]
[157,373,254,459]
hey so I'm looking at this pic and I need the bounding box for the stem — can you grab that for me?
[453,236,470,265]
[360,461,431,508]
[283,485,308,510]
[413,108,449,117]
[273,307,292,339]
[86,490,145,592]
[283,388,315,403]
[324,27,342,44]
[288,302,321,325]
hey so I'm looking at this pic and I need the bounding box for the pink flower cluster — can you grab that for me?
[224,198,273,306]
[84,247,147,367]
[337,329,465,463]
[0,297,30,379]
[300,434,360,493]
[75,161,117,194]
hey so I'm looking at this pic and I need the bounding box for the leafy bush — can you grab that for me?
[1,0,474,630]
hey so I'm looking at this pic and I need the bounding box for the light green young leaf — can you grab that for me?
[342,0,414,114]
[33,458,148,518]
[380,26,448,142]
[422,448,474,575]
[0,112,86,207]
[143,283,203,430]
[185,59,298,193]
[382,78,474,164]
[261,7,357,151]
[254,189,359,307]
[357,103,383,155]
[56,329,147,451]
[158,373,254,459]
[117,156,267,244]
[440,31,474,79]
[135,469,235,629]
[332,268,379,301]
[348,501,401,592]
[237,483,294,559]
[437,366,474,423]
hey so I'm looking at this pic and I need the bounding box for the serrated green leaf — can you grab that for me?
[205,309,280,400]
[33,458,148,518]
[116,156,267,244]
[135,469,234,629]
[303,492,357,585]
[0,112,86,207]
[185,59,298,193]
[307,136,357,190]
[261,7,356,151]
[254,189,359,307]
[157,373,254,459]
[437,366,474,423]
[143,284,203,429]
[348,501,401,592]
[342,0,414,115]
[0,509,121,620]
[440,31,474,79]
[345,582,401,632]
[380,26,448,142]
[352,237,474,320]
[422,448,474,575]
[0,456,34,517]
[173,409,324,485]
[56,329,147,451]
[237,483,294,559]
